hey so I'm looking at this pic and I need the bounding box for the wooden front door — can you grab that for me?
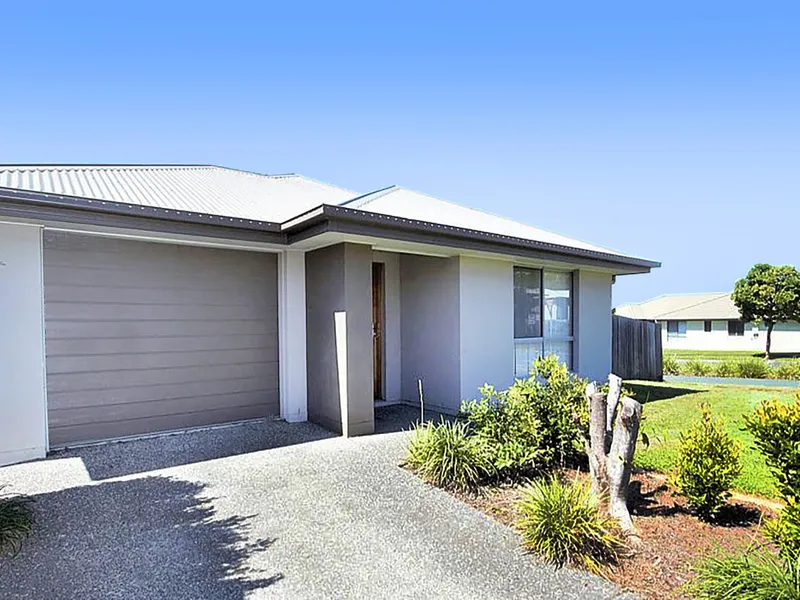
[372,262,385,400]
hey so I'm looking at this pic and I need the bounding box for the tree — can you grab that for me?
[732,264,800,359]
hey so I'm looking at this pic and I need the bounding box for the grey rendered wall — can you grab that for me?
[43,231,280,446]
[400,255,461,413]
[305,243,374,436]
[574,270,613,382]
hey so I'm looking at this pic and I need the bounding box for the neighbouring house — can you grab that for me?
[615,292,800,353]
[0,164,658,466]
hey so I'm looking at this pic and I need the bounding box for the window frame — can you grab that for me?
[667,320,687,339]
[513,267,574,376]
[728,320,745,337]
[704,320,712,333]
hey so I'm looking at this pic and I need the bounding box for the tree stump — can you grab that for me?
[583,375,643,535]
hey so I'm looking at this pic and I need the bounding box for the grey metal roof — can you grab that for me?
[0,165,353,223]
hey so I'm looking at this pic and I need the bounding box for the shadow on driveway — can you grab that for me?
[0,476,282,600]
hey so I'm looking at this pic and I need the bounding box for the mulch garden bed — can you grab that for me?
[458,470,775,600]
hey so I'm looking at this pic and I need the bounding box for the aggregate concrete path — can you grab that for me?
[0,406,635,599]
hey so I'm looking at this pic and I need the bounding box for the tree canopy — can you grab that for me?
[732,264,800,358]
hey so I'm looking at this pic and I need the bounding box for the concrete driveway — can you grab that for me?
[0,406,633,600]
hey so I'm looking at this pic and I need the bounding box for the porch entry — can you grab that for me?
[372,262,385,400]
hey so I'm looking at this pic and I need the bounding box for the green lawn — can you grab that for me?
[665,349,799,362]
[628,381,798,499]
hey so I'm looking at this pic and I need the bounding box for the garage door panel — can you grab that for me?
[48,401,280,447]
[46,347,280,375]
[45,301,274,322]
[46,318,276,340]
[44,231,281,446]
[47,362,279,394]
[49,375,278,410]
[50,386,278,427]
[44,283,275,307]
[46,333,277,356]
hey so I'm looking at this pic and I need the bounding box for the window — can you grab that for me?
[667,320,687,339]
[513,268,573,377]
[728,320,745,337]
[704,320,712,333]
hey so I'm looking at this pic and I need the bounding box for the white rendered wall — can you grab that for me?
[0,222,47,465]
[459,257,514,401]
[372,251,402,401]
[278,250,308,422]
[661,320,800,353]
[575,270,613,382]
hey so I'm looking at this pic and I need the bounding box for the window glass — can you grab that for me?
[667,321,687,338]
[728,320,745,336]
[543,271,572,338]
[704,320,712,332]
[514,268,542,339]
[513,269,574,376]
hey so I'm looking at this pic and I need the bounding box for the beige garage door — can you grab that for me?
[43,231,280,446]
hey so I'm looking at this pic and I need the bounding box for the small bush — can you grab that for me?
[0,487,35,556]
[663,354,680,375]
[404,420,493,491]
[689,549,800,600]
[517,476,627,576]
[772,360,800,381]
[674,405,742,520]
[735,358,771,379]
[683,359,712,377]
[461,355,588,476]
[746,394,800,551]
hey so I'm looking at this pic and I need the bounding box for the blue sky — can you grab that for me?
[1,2,798,305]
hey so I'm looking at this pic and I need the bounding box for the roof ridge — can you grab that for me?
[338,185,398,208]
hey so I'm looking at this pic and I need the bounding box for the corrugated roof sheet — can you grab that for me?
[344,185,633,257]
[0,165,353,223]
[616,293,740,320]
[0,165,656,266]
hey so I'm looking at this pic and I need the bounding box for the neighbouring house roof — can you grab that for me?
[0,164,659,271]
[616,292,741,321]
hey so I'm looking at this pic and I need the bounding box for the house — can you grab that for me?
[615,292,800,353]
[0,165,659,466]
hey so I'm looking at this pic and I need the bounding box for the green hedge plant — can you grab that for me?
[404,420,493,491]
[517,476,627,576]
[674,405,742,520]
[746,394,800,552]
[663,354,680,376]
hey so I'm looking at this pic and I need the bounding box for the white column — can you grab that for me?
[278,249,308,422]
[0,222,47,465]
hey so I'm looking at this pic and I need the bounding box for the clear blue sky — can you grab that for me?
[1,2,798,305]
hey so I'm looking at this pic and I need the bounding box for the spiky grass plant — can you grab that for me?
[689,548,800,600]
[0,487,35,556]
[404,419,493,491]
[516,476,627,576]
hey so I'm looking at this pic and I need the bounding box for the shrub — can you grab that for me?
[404,420,493,491]
[746,394,800,551]
[460,384,545,477]
[683,359,712,377]
[713,359,739,378]
[0,487,35,556]
[689,549,800,600]
[674,405,742,520]
[517,476,627,576]
[463,355,588,477]
[772,360,800,381]
[663,354,680,376]
[735,358,771,379]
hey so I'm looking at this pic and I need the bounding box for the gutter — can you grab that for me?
[283,204,661,271]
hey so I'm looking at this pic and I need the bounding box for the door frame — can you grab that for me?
[372,262,385,400]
